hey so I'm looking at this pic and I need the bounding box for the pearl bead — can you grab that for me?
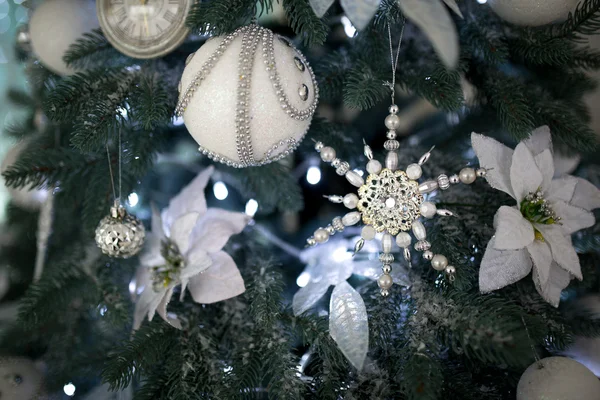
[476,168,487,178]
[418,181,438,194]
[382,233,394,253]
[361,225,376,240]
[345,170,364,187]
[384,114,401,130]
[314,228,330,243]
[445,265,456,274]
[459,167,476,184]
[320,146,336,162]
[412,220,426,240]
[377,273,393,290]
[422,250,433,260]
[342,211,361,226]
[389,104,399,114]
[343,193,358,209]
[385,151,398,171]
[431,254,448,271]
[366,159,382,175]
[420,202,437,218]
[406,163,422,180]
[396,232,411,248]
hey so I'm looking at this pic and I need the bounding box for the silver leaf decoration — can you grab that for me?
[397,0,459,68]
[329,282,369,370]
[293,279,331,316]
[341,0,381,31]
[442,0,463,17]
[309,0,335,17]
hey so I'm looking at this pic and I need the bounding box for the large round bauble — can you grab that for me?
[488,0,579,26]
[177,24,318,168]
[29,0,99,75]
[1,139,48,211]
[0,357,46,400]
[517,357,600,400]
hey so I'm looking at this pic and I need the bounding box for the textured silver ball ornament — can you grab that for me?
[177,25,318,168]
[95,204,145,258]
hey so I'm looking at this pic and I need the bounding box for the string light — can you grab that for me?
[63,383,76,396]
[245,199,258,216]
[213,181,228,200]
[127,192,139,207]
[341,16,357,37]
[296,271,311,287]
[306,166,321,185]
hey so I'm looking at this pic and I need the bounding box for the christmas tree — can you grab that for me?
[1,0,600,398]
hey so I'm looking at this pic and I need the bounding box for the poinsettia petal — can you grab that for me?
[133,286,167,330]
[510,142,543,202]
[163,166,214,228]
[535,149,554,192]
[169,212,201,254]
[190,209,250,253]
[187,251,245,304]
[532,262,571,307]
[571,177,600,211]
[547,176,578,203]
[523,126,552,156]
[493,206,534,250]
[552,201,595,235]
[156,287,181,329]
[553,153,580,176]
[292,280,331,316]
[536,225,582,280]
[526,240,552,288]
[479,237,532,293]
[139,233,166,268]
[471,133,515,198]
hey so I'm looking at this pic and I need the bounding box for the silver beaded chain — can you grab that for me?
[176,24,319,168]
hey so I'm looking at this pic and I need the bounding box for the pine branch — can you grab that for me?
[403,351,443,400]
[102,319,176,390]
[343,60,389,110]
[128,74,176,131]
[482,73,534,140]
[63,29,129,69]
[400,64,464,111]
[282,0,330,47]
[460,22,509,65]
[314,50,350,103]
[187,0,261,35]
[551,0,600,41]
[227,163,304,213]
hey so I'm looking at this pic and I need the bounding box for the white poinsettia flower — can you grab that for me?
[472,126,600,306]
[134,166,250,329]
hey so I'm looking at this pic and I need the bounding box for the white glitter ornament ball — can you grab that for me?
[29,0,99,75]
[0,357,46,400]
[95,204,145,258]
[177,24,318,167]
[488,0,579,26]
[517,357,600,400]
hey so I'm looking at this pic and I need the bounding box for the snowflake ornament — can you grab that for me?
[306,105,487,295]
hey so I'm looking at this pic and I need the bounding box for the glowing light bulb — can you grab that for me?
[296,271,311,287]
[306,166,321,185]
[128,192,139,207]
[213,181,228,200]
[245,199,258,216]
[63,383,76,396]
[341,16,357,37]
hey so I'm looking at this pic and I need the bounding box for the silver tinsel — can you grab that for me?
[95,204,145,258]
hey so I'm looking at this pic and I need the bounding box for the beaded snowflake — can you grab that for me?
[306,105,487,295]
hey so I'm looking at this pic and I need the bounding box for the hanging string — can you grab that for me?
[521,315,541,364]
[387,16,406,105]
[106,143,117,203]
[118,128,122,203]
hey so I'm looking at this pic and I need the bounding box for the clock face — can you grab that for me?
[97,0,191,59]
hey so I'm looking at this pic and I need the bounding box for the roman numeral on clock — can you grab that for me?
[164,10,176,23]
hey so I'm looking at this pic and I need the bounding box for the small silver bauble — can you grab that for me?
[95,204,145,258]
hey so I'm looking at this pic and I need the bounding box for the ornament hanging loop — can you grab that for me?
[386,16,406,105]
